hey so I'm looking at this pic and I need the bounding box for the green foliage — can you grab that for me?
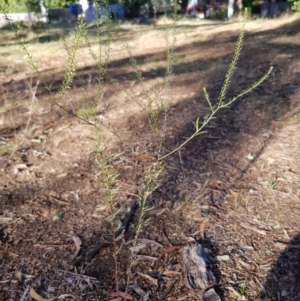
[214,4,228,20]
[159,8,273,160]
[59,17,85,96]
[151,0,172,12]
[1,20,29,29]
[77,106,98,120]
[242,0,259,10]
[2,0,28,13]
[25,0,42,13]
[2,0,75,12]
[0,143,13,156]
[44,0,73,9]
[239,279,247,295]
[291,0,300,14]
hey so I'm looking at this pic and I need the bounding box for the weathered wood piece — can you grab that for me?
[182,243,216,290]
[202,288,221,301]
[182,244,221,301]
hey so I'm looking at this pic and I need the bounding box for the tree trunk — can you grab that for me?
[237,0,243,19]
[153,9,157,28]
[227,0,234,19]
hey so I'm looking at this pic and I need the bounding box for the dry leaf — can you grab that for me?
[29,288,56,301]
[0,217,13,223]
[200,217,210,238]
[20,286,30,301]
[142,291,150,301]
[109,291,133,300]
[138,273,158,286]
[137,239,164,249]
[57,294,76,300]
[217,255,230,261]
[132,284,146,296]
[72,236,82,258]
[136,255,157,262]
[15,271,22,280]
[226,286,242,298]
[237,258,252,269]
[226,286,247,300]
[56,173,68,178]
[146,208,169,216]
[177,295,191,301]
[162,270,182,276]
[240,222,267,235]
[129,243,147,253]
[155,246,181,268]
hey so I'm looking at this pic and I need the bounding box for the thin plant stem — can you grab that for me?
[159,66,273,160]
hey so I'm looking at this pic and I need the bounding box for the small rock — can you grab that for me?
[14,164,27,170]
[56,173,68,178]
[32,150,43,157]
[246,153,255,161]
[232,273,237,282]
[201,205,210,210]
[15,169,33,182]
[266,157,275,165]
[71,190,80,200]
[60,193,69,201]
[53,213,62,221]
[217,255,230,261]
[272,224,281,230]
[31,139,43,144]
[283,230,290,239]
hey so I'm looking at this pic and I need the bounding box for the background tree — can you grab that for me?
[2,0,75,11]
[44,0,74,9]
[290,0,300,14]
[227,0,234,18]
[2,0,28,12]
[25,0,42,12]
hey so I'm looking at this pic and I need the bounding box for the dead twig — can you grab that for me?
[19,285,30,301]
[57,269,99,281]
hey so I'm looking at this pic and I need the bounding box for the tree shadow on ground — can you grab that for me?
[260,234,300,301]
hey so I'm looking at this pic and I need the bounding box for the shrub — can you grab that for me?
[291,0,300,14]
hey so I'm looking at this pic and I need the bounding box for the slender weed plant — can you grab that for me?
[1,3,272,296]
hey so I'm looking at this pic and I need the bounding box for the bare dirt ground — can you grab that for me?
[1,16,300,301]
